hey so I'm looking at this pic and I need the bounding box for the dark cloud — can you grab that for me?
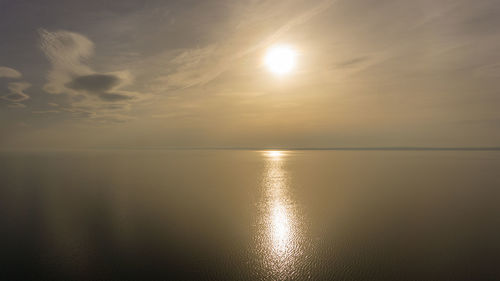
[100,103,131,111]
[98,92,134,101]
[2,82,30,105]
[65,73,136,102]
[66,74,121,92]
[2,92,29,102]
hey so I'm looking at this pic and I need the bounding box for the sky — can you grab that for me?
[1,0,500,148]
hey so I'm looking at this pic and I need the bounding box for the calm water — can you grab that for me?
[1,150,499,280]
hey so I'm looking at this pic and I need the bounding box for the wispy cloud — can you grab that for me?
[0,67,29,108]
[236,0,337,57]
[39,29,146,122]
[7,103,27,109]
[150,0,337,91]
[32,110,59,114]
[0,66,22,78]
[39,28,94,94]
[2,82,30,103]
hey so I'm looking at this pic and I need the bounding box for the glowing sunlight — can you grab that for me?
[264,45,297,75]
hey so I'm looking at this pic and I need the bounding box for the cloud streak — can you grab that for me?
[7,103,26,109]
[151,0,337,90]
[2,82,31,102]
[0,66,22,78]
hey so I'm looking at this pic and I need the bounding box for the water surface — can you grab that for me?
[1,149,499,280]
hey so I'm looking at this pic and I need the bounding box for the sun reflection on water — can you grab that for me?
[265,151,284,158]
[270,200,291,254]
[256,151,304,280]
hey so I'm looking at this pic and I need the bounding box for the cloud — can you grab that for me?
[65,72,138,101]
[236,0,338,57]
[98,92,135,101]
[0,66,22,78]
[336,56,370,68]
[66,74,121,92]
[93,113,135,123]
[8,103,26,109]
[39,29,93,71]
[2,82,31,102]
[39,29,145,119]
[39,29,94,95]
[32,110,59,114]
[149,0,338,91]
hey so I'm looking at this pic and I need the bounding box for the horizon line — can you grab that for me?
[130,146,500,151]
[4,146,500,151]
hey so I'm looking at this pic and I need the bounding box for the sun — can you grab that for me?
[264,45,297,75]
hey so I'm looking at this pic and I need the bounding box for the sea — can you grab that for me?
[1,149,499,280]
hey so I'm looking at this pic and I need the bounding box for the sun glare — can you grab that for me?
[266,151,284,158]
[264,45,297,75]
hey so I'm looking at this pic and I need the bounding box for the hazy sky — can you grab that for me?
[1,0,500,148]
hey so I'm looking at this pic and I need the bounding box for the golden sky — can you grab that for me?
[1,0,500,148]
